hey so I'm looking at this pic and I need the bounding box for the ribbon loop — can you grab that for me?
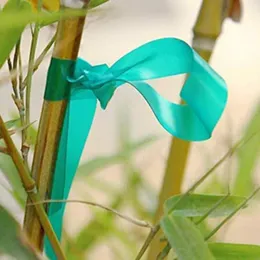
[69,37,227,141]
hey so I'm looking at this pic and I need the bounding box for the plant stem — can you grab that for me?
[0,115,65,260]
[23,0,43,164]
[22,33,57,89]
[25,3,42,125]
[156,243,171,260]
[135,225,160,260]
[29,199,153,229]
[18,45,27,156]
[7,38,27,163]
[147,1,235,258]
[12,40,20,98]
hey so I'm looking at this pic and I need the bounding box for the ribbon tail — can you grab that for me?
[44,91,97,260]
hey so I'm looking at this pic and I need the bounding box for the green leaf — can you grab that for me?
[9,113,38,147]
[0,205,40,259]
[196,221,214,239]
[161,215,215,260]
[0,152,26,207]
[89,0,109,9]
[0,7,86,32]
[233,105,260,196]
[0,118,20,139]
[39,11,60,27]
[0,0,32,68]
[26,124,37,146]
[164,194,246,217]
[4,118,20,129]
[209,243,260,260]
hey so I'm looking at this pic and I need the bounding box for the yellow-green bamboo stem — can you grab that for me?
[0,116,65,260]
[23,6,87,252]
[146,1,236,259]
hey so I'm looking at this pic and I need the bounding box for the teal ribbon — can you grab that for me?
[44,37,227,259]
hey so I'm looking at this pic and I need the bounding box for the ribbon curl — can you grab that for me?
[44,37,227,259]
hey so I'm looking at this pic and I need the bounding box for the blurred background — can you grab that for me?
[1,0,260,259]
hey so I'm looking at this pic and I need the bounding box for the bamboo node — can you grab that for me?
[25,184,37,194]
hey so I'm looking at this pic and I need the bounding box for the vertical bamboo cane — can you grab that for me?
[147,1,241,259]
[23,3,88,252]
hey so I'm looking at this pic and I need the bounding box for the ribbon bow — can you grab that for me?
[44,37,227,259]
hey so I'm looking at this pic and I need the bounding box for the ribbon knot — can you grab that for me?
[69,62,117,109]
[69,37,227,141]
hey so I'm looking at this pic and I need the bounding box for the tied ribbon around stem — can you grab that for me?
[44,37,227,259]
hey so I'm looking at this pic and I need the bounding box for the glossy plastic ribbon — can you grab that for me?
[44,37,227,259]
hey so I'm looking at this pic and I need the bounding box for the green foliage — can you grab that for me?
[209,243,260,260]
[3,118,20,129]
[0,119,26,206]
[160,189,260,260]
[161,215,215,260]
[164,194,246,218]
[0,118,20,139]
[9,114,37,147]
[0,152,26,206]
[0,0,110,68]
[0,5,87,32]
[0,0,32,68]
[0,205,40,259]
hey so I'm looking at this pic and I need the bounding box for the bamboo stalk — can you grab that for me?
[23,4,87,252]
[0,116,65,259]
[147,1,240,259]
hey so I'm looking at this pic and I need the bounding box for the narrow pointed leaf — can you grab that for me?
[0,205,40,259]
[0,8,86,32]
[0,0,32,68]
[0,119,20,139]
[209,243,260,260]
[164,194,246,217]
[0,151,26,206]
[161,215,215,260]
[4,119,20,129]
[9,114,37,146]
